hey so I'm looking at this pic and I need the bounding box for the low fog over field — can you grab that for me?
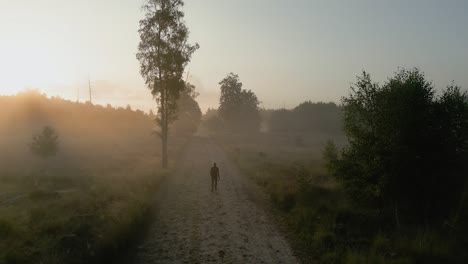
[1,1,468,264]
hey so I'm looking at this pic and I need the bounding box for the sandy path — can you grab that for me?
[132,136,298,264]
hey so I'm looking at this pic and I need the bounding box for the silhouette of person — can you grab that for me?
[210,163,220,192]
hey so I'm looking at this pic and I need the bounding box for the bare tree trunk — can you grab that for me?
[162,127,168,168]
[161,87,168,169]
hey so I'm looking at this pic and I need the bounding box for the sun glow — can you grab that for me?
[0,7,96,98]
[0,37,82,96]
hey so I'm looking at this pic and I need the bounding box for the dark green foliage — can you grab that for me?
[137,0,199,104]
[30,126,59,158]
[269,101,342,135]
[234,144,467,263]
[327,68,468,226]
[218,73,261,132]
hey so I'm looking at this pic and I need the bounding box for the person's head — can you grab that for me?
[213,162,217,167]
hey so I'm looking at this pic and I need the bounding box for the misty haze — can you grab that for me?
[1,1,468,264]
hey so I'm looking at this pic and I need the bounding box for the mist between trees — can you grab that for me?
[0,90,200,166]
[204,73,343,138]
[0,90,200,264]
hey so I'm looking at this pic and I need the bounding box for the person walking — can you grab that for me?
[210,163,220,192]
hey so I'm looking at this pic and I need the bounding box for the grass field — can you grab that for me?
[216,132,467,264]
[0,138,190,264]
[1,170,161,264]
[0,93,190,264]
[0,139,191,264]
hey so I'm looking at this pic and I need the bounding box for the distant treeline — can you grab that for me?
[0,90,200,169]
[266,101,342,135]
[0,91,149,141]
[0,90,200,138]
[205,101,343,136]
[203,73,261,133]
[202,73,344,135]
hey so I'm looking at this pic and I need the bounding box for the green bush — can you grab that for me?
[230,145,468,263]
[328,69,468,225]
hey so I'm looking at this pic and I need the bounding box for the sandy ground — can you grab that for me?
[132,136,298,264]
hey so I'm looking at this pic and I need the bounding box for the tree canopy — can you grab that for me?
[218,73,260,132]
[326,68,468,226]
[269,101,342,135]
[136,0,198,168]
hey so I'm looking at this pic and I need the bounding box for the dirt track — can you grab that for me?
[132,136,298,264]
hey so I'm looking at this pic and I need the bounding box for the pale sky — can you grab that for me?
[0,0,467,112]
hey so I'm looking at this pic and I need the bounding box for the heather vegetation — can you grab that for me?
[209,68,468,263]
[0,91,199,264]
